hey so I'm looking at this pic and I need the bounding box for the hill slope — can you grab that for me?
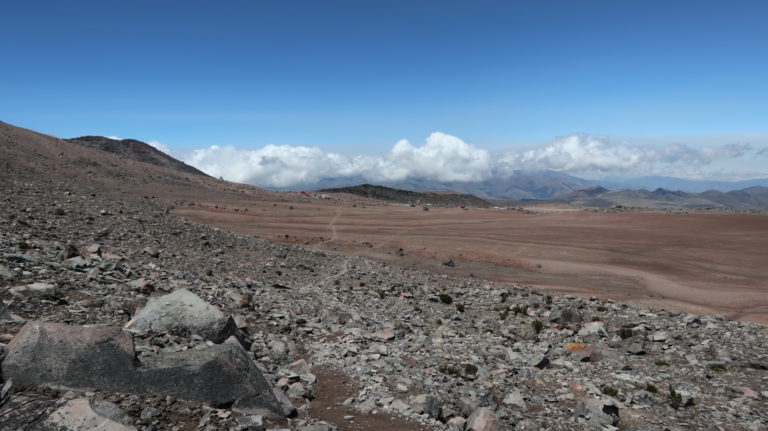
[0,121,277,202]
[68,135,209,177]
[318,184,491,207]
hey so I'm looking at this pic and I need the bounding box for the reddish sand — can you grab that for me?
[174,201,768,323]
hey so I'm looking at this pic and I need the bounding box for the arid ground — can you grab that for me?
[175,199,768,323]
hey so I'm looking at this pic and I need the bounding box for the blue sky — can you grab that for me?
[2,1,767,184]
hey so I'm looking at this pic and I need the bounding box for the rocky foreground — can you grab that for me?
[1,177,767,431]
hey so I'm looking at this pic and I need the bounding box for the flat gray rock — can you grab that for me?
[37,398,137,431]
[2,321,136,391]
[9,282,57,298]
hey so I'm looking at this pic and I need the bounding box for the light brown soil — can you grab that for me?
[174,201,768,324]
[307,366,431,431]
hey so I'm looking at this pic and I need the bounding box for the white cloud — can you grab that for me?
[147,140,171,154]
[180,132,766,187]
[496,134,755,175]
[183,132,491,187]
[107,136,122,140]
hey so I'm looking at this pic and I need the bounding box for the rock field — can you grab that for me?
[1,175,767,431]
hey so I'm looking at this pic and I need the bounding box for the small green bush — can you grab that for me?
[296,263,314,272]
[438,293,453,304]
[654,361,670,366]
[601,386,618,397]
[597,305,608,312]
[438,364,460,375]
[455,303,465,313]
[618,328,633,339]
[669,385,683,410]
[708,363,726,372]
[531,319,545,333]
[646,383,659,393]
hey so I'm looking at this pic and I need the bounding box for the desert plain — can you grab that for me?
[175,197,768,324]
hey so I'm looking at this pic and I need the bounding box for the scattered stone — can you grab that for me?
[527,352,549,369]
[502,390,527,410]
[409,394,441,418]
[577,398,620,429]
[373,328,396,341]
[140,406,162,420]
[578,321,608,338]
[553,308,583,324]
[286,382,306,398]
[627,340,646,355]
[732,386,761,400]
[466,407,498,431]
[447,416,466,431]
[235,414,265,431]
[0,263,15,279]
[142,247,160,258]
[568,343,603,362]
[9,282,57,298]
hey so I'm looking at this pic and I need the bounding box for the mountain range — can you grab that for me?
[302,171,592,201]
[539,185,768,210]
[2,120,767,210]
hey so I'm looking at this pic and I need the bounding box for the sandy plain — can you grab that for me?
[174,198,768,323]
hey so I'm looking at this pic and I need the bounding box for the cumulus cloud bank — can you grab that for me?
[497,135,754,174]
[184,132,491,187]
[180,132,765,187]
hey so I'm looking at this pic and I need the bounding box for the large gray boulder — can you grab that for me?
[125,289,235,342]
[1,321,291,417]
[136,340,286,413]
[1,321,136,391]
